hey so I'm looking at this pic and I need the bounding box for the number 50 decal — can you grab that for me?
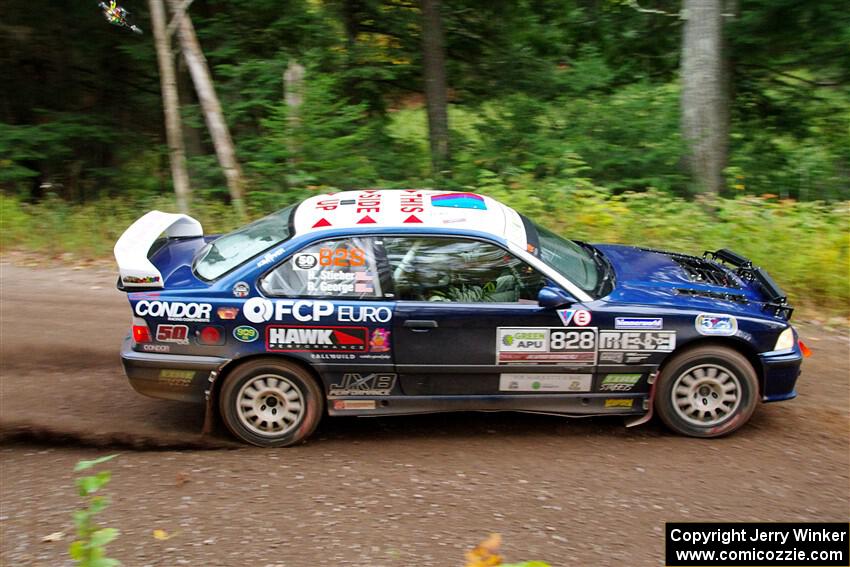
[550,330,595,351]
[156,324,189,344]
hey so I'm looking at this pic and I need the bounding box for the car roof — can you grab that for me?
[292,189,529,248]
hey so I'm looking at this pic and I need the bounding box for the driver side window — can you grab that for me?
[384,237,544,303]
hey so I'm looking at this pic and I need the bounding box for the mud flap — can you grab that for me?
[626,371,659,428]
[202,366,226,436]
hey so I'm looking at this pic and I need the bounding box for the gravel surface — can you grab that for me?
[1,263,848,566]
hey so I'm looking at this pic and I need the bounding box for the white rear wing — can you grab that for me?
[114,210,203,289]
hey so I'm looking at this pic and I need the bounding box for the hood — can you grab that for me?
[595,244,787,317]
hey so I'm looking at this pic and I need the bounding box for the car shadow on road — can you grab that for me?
[307,410,671,445]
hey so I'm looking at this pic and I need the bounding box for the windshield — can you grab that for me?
[532,223,600,293]
[194,205,295,280]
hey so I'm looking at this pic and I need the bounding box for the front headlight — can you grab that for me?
[774,326,795,351]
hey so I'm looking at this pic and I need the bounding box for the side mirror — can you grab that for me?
[538,285,577,308]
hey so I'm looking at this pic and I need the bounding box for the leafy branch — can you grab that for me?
[69,455,121,567]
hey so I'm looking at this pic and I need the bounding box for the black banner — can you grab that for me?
[666,522,849,566]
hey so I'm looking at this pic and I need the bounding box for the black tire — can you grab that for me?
[219,359,323,447]
[655,345,759,438]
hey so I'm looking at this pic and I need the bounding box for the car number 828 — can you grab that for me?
[550,330,595,351]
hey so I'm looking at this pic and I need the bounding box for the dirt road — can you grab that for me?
[1,263,848,566]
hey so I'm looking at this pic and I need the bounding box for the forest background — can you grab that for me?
[1,0,847,313]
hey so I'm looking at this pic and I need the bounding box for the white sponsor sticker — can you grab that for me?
[242,298,391,324]
[232,281,250,298]
[599,331,676,352]
[135,300,211,322]
[497,327,598,365]
[573,309,592,326]
[695,313,738,336]
[615,317,663,330]
[498,328,549,352]
[556,309,575,326]
[499,373,592,393]
[257,248,285,267]
[292,253,319,271]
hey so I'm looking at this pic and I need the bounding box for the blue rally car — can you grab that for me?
[114,190,804,446]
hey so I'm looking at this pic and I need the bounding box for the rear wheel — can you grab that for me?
[655,345,758,438]
[219,359,323,447]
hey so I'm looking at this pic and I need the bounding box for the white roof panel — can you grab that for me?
[292,190,528,249]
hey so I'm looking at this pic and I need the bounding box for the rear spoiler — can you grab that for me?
[114,211,203,290]
[704,248,793,319]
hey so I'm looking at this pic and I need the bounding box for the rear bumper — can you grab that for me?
[120,336,227,403]
[759,347,803,402]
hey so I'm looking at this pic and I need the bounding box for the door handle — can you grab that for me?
[404,319,439,331]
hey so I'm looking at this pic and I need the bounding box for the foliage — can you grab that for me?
[445,82,685,192]
[69,455,120,567]
[3,189,847,313]
[1,0,847,202]
[0,193,246,258]
[0,0,846,313]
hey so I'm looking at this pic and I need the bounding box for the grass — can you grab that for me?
[1,190,847,316]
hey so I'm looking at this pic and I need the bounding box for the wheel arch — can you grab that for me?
[660,337,765,396]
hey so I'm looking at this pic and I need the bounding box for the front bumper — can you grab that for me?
[759,346,803,402]
[121,336,227,403]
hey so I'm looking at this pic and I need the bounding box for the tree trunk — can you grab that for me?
[283,59,305,160]
[420,0,450,179]
[149,0,191,213]
[168,0,246,218]
[178,58,204,159]
[680,0,728,195]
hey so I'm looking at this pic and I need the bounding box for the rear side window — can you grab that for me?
[384,237,545,303]
[260,237,384,298]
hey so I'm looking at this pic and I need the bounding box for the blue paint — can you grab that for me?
[120,208,802,427]
[430,192,488,210]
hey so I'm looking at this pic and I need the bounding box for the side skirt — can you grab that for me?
[327,393,647,417]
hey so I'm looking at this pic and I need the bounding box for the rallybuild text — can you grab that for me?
[665,522,849,567]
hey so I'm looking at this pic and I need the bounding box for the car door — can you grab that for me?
[384,235,598,397]
[258,236,397,395]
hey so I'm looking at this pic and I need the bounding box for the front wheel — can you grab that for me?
[655,345,759,438]
[219,359,323,447]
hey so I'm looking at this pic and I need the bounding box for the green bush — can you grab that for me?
[2,190,846,313]
[70,455,120,567]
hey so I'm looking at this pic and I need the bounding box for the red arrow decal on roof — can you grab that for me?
[357,215,377,224]
[403,214,423,224]
[312,218,332,228]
